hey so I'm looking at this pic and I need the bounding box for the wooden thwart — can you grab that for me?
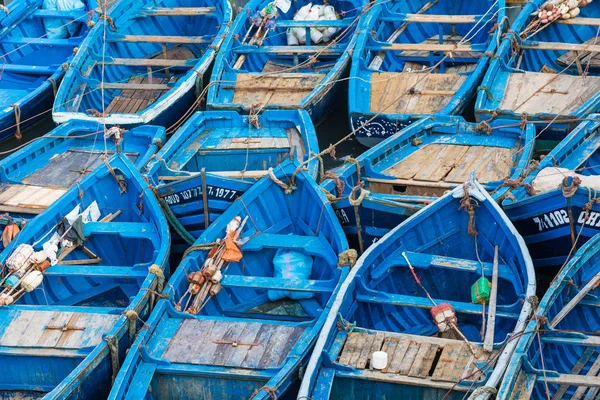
[109,35,209,44]
[403,14,478,24]
[102,58,196,67]
[521,41,600,53]
[231,73,325,107]
[0,183,67,214]
[141,7,216,16]
[337,330,490,384]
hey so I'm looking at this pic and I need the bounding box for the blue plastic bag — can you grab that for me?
[43,0,86,39]
[268,249,314,301]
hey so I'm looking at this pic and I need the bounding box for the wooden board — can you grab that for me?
[383,144,513,185]
[337,330,490,385]
[231,73,325,107]
[557,37,600,68]
[215,137,291,150]
[162,319,305,369]
[500,72,600,116]
[105,47,193,114]
[398,35,482,59]
[22,149,137,189]
[0,310,118,349]
[0,183,66,212]
[369,64,475,115]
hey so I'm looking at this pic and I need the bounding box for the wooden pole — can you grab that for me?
[483,246,499,352]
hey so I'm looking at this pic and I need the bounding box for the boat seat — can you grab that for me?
[541,332,600,347]
[0,183,67,215]
[371,251,516,282]
[276,19,352,28]
[43,266,149,278]
[83,222,157,239]
[356,287,520,319]
[101,57,198,68]
[556,17,600,26]
[242,233,338,265]
[221,274,337,293]
[97,82,171,91]
[30,9,87,19]
[392,13,484,24]
[233,44,346,56]
[1,37,80,47]
[336,329,491,384]
[139,7,217,16]
[366,42,486,53]
[521,40,600,53]
[107,35,211,44]
[0,64,55,75]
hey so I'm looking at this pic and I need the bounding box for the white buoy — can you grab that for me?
[372,351,388,370]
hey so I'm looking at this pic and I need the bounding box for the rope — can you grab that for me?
[104,335,120,384]
[151,188,196,246]
[10,105,21,140]
[320,187,337,202]
[267,167,295,194]
[338,249,358,268]
[182,242,219,260]
[477,85,497,102]
[458,184,479,236]
[152,137,163,150]
[336,313,357,333]
[501,178,535,196]
[149,264,164,293]
[348,185,370,206]
[250,386,277,400]
[344,157,361,182]
[125,310,138,344]
[103,157,127,194]
[469,386,498,397]
[320,172,345,198]
[561,176,581,198]
[47,78,57,97]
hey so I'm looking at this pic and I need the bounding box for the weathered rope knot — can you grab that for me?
[349,185,370,207]
[267,167,295,194]
[527,295,539,311]
[336,313,356,333]
[320,187,337,202]
[344,157,361,182]
[152,137,163,149]
[10,104,21,140]
[125,310,139,343]
[475,120,492,135]
[251,386,278,400]
[477,85,497,102]
[338,249,358,268]
[458,184,479,236]
[149,264,164,293]
[470,386,498,397]
[561,176,581,198]
[104,335,120,384]
[502,178,535,196]
[320,172,345,198]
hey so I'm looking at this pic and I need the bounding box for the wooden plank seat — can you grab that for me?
[233,45,346,56]
[369,64,476,116]
[557,37,600,68]
[140,7,217,16]
[231,73,325,106]
[242,233,337,264]
[30,9,87,19]
[276,19,352,28]
[0,64,55,75]
[107,35,210,44]
[367,43,480,53]
[521,40,600,53]
[0,183,66,214]
[83,222,156,239]
[337,330,491,385]
[386,144,513,184]
[541,333,600,347]
[0,37,80,47]
[101,58,198,67]
[0,310,119,350]
[162,319,306,369]
[43,266,149,278]
[370,251,515,281]
[500,72,600,115]
[98,82,171,91]
[397,14,482,24]
[557,17,600,26]
[355,288,520,319]
[221,275,337,293]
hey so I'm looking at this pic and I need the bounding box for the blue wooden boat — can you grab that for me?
[0,120,164,251]
[503,116,600,268]
[298,177,536,399]
[108,160,352,400]
[145,109,319,256]
[322,115,535,252]
[476,0,600,139]
[52,0,232,128]
[349,0,503,147]
[0,0,98,142]
[498,234,600,400]
[206,0,367,124]
[0,153,170,399]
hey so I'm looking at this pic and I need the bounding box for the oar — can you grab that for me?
[483,246,499,352]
